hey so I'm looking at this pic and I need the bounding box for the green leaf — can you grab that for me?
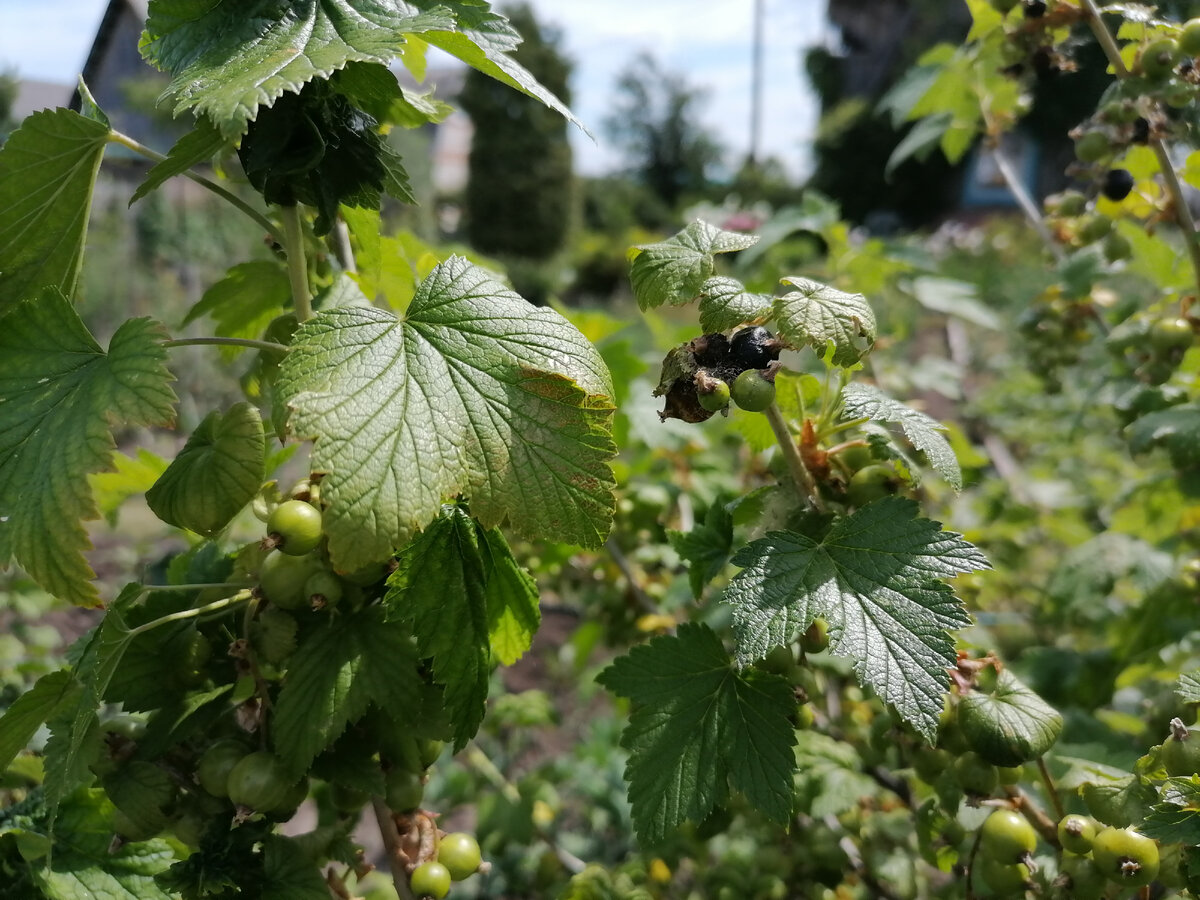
[236,78,412,235]
[278,256,616,571]
[596,623,797,845]
[45,590,138,812]
[75,77,110,127]
[774,276,877,367]
[1127,403,1200,469]
[957,668,1062,766]
[1179,671,1200,704]
[907,276,1002,330]
[423,9,585,133]
[31,788,178,900]
[130,115,228,206]
[88,450,169,525]
[332,62,453,128]
[483,529,540,667]
[0,293,177,606]
[841,384,962,490]
[697,276,774,334]
[141,0,457,139]
[181,261,292,351]
[723,498,987,739]
[1082,775,1157,828]
[668,499,734,600]
[0,109,110,305]
[1141,778,1200,844]
[884,113,952,179]
[629,221,759,312]
[385,508,490,748]
[272,605,425,776]
[145,402,265,536]
[0,671,81,774]
[260,835,330,900]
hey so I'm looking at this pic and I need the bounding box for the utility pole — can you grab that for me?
[749,0,764,166]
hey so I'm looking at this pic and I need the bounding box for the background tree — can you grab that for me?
[459,3,573,262]
[603,51,724,213]
[0,70,18,138]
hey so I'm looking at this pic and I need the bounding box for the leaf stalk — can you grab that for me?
[765,402,825,512]
[163,337,289,354]
[107,130,279,241]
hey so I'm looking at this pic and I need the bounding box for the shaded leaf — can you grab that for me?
[146,402,265,536]
[0,671,81,774]
[130,115,228,205]
[668,499,734,600]
[0,293,176,606]
[596,623,796,844]
[958,668,1062,766]
[181,261,292,354]
[385,508,490,749]
[0,108,109,304]
[272,605,425,776]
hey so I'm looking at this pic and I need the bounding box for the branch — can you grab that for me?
[372,798,418,900]
[281,204,313,322]
[990,142,1064,262]
[107,130,279,241]
[765,402,826,512]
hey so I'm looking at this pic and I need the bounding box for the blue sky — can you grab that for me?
[0,0,827,177]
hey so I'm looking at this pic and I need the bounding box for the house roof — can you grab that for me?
[13,79,72,120]
[78,0,148,100]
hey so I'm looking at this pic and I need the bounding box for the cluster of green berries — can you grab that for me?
[410,831,485,899]
[91,715,308,846]
[1106,307,1195,386]
[753,620,831,731]
[1014,286,1099,390]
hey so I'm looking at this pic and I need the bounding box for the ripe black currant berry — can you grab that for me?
[1102,168,1134,202]
[689,332,730,368]
[1023,0,1046,17]
[1132,117,1150,145]
[730,326,779,370]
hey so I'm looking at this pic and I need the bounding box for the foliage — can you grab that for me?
[3,1,1200,899]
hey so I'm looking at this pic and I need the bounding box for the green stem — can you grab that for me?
[765,402,825,512]
[1082,0,1200,296]
[821,416,870,439]
[990,141,1065,262]
[164,337,288,354]
[281,204,313,322]
[463,744,586,873]
[127,589,253,638]
[1037,756,1066,822]
[371,798,418,900]
[107,130,279,241]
